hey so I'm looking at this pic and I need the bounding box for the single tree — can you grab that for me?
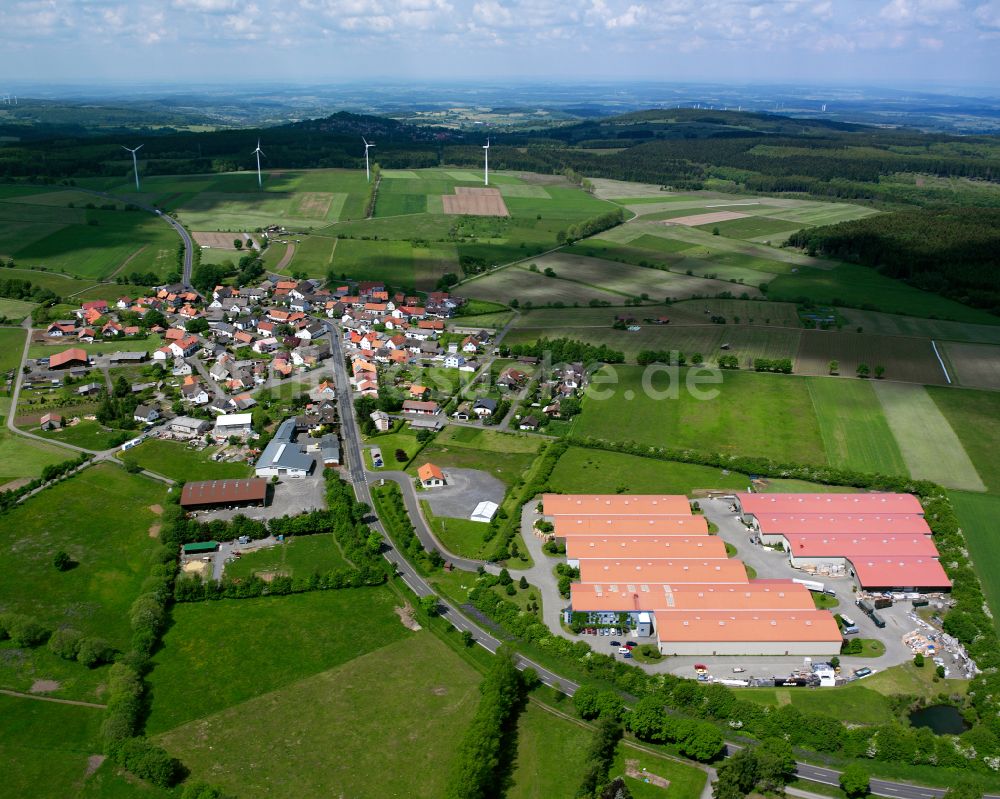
[53,551,72,571]
[461,630,474,648]
[518,575,528,589]
[856,363,871,378]
[756,738,796,791]
[839,763,870,798]
[419,594,439,617]
[233,238,243,250]
[914,652,925,667]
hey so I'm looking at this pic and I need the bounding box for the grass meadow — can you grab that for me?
[37,420,130,451]
[949,491,1000,633]
[117,439,252,482]
[929,387,1000,493]
[0,297,37,321]
[548,446,750,495]
[156,630,481,799]
[572,366,827,465]
[0,326,26,373]
[422,502,494,559]
[223,534,352,580]
[145,587,410,735]
[409,426,541,488]
[806,378,908,475]
[0,693,174,799]
[0,425,69,486]
[0,464,167,650]
[873,382,985,492]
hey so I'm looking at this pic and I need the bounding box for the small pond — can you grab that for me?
[908,704,970,735]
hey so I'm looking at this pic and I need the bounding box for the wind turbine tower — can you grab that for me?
[362,137,375,182]
[253,140,265,189]
[483,138,490,186]
[121,144,143,191]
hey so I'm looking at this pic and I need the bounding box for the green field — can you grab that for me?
[224,534,352,580]
[146,588,410,734]
[950,491,1000,630]
[769,261,1000,325]
[156,628,481,799]
[0,464,166,650]
[28,334,162,358]
[873,382,985,491]
[507,702,593,799]
[37,420,129,451]
[0,297,37,321]
[422,502,493,559]
[364,425,423,469]
[806,378,908,475]
[549,446,750,495]
[0,424,70,486]
[409,426,541,488]
[572,367,827,465]
[0,693,173,799]
[117,438,252,482]
[929,387,1000,493]
[0,327,26,376]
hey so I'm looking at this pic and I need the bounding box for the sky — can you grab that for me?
[2,0,999,89]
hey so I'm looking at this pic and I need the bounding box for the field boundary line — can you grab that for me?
[0,688,107,708]
[931,340,952,384]
[106,245,148,281]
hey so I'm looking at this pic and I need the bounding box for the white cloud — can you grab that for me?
[974,1,1000,27]
[172,0,238,10]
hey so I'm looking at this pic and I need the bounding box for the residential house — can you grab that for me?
[472,398,497,418]
[370,410,391,432]
[39,413,62,431]
[418,462,446,488]
[134,405,160,424]
[402,399,440,416]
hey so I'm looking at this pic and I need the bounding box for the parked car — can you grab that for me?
[610,641,621,647]
[624,642,636,649]
[618,647,629,654]
[623,652,633,659]
[732,666,746,673]
[853,667,873,678]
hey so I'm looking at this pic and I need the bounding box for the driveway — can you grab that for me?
[419,467,506,519]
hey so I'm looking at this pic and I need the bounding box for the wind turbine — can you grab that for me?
[362,137,375,182]
[483,138,490,186]
[121,144,143,191]
[253,139,265,189]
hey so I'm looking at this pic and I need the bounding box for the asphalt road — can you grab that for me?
[79,188,194,287]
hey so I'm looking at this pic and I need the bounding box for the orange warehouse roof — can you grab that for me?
[849,557,952,589]
[567,536,727,560]
[738,492,923,516]
[784,533,941,559]
[553,516,709,537]
[543,494,691,517]
[580,558,748,585]
[655,610,842,643]
[570,581,815,613]
[48,347,89,368]
[754,514,931,536]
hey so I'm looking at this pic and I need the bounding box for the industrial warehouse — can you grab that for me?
[735,493,951,592]
[180,478,268,510]
[545,493,844,657]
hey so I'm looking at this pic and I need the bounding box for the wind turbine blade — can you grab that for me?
[362,137,369,146]
[122,146,131,152]
[135,144,143,152]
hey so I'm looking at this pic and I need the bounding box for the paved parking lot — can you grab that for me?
[421,467,505,519]
[198,464,327,524]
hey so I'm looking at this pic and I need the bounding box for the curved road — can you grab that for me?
[79,188,194,287]
[326,319,984,799]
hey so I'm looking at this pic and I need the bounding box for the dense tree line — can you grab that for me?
[557,208,625,245]
[505,337,625,365]
[786,208,1000,314]
[0,453,91,513]
[446,650,528,799]
[0,276,59,304]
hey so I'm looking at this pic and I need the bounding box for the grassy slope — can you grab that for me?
[157,631,480,799]
[0,425,69,485]
[0,327,26,373]
[145,588,409,734]
[806,378,908,475]
[0,464,165,647]
[573,367,827,465]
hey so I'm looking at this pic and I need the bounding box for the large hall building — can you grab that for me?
[545,493,843,657]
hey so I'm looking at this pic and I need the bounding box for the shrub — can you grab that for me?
[48,627,84,659]
[77,637,115,668]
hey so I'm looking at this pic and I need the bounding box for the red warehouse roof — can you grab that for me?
[544,494,692,517]
[849,557,952,590]
[567,536,727,560]
[654,610,842,643]
[553,516,709,537]
[784,533,940,559]
[737,492,924,516]
[580,558,749,585]
[753,514,931,536]
[570,581,815,613]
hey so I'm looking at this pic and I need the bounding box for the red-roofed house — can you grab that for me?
[48,348,89,369]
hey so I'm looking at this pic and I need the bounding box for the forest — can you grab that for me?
[786,207,1000,312]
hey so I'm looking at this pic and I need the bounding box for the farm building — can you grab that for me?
[734,493,950,592]
[255,418,314,478]
[169,416,211,437]
[545,493,842,656]
[39,413,62,431]
[418,462,446,488]
[402,399,440,416]
[48,348,90,369]
[182,541,220,555]
[213,413,253,439]
[180,478,267,510]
